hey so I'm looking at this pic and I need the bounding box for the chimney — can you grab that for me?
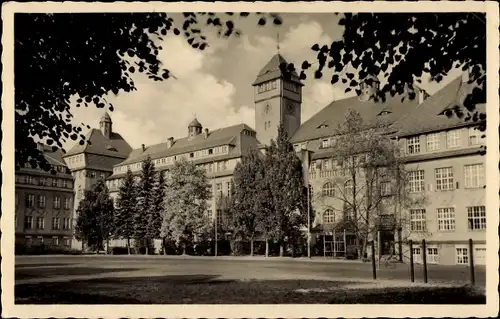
[167,137,174,148]
[204,128,209,139]
[141,144,146,152]
[36,142,44,152]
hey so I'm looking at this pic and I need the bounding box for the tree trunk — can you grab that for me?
[265,239,269,257]
[250,239,254,257]
[291,243,295,258]
[182,243,187,255]
[279,242,284,257]
[127,238,131,255]
[146,246,149,255]
[162,238,167,255]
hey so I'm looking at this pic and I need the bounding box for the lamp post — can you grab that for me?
[212,161,217,257]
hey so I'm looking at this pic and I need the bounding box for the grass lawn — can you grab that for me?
[15,275,485,304]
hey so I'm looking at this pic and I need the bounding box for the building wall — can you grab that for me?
[15,171,74,249]
[397,124,486,265]
[254,79,302,146]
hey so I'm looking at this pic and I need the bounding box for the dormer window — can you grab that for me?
[378,110,392,116]
[321,139,330,149]
[317,124,329,129]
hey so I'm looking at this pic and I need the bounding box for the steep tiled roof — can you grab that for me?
[252,53,303,86]
[392,76,486,137]
[290,94,420,144]
[116,123,258,166]
[64,128,132,158]
[40,145,67,166]
[188,117,202,128]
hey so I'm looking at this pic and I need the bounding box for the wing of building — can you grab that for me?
[15,143,75,252]
[107,120,261,211]
[291,73,486,265]
[62,112,132,249]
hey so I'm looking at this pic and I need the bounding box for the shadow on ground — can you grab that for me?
[15,263,76,269]
[15,267,140,280]
[15,274,485,304]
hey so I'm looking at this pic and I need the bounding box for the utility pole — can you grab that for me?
[307,184,311,258]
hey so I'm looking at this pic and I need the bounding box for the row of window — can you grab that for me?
[67,154,84,165]
[214,181,233,198]
[409,206,486,232]
[114,145,230,174]
[256,80,301,94]
[203,161,230,174]
[320,180,390,198]
[257,80,278,93]
[406,127,482,155]
[408,163,484,192]
[412,245,486,265]
[322,209,354,224]
[24,235,71,246]
[23,163,70,174]
[109,161,233,190]
[21,216,72,231]
[22,194,71,209]
[18,176,72,188]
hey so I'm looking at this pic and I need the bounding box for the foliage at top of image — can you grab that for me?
[15,12,487,173]
[282,13,486,125]
[15,12,281,172]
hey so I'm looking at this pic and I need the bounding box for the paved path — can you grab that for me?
[15,254,485,287]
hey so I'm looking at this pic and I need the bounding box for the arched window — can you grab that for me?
[323,209,335,224]
[322,182,335,197]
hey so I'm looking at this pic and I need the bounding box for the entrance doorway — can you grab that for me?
[379,230,395,256]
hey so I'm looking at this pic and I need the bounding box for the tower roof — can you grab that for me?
[252,53,303,86]
[188,117,202,128]
[101,112,112,122]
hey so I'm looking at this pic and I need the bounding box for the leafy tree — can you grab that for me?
[15,12,282,172]
[134,155,156,254]
[161,158,211,255]
[74,179,114,252]
[287,13,485,132]
[230,147,265,256]
[152,170,166,242]
[316,109,427,260]
[264,124,307,257]
[114,168,138,254]
[215,193,233,238]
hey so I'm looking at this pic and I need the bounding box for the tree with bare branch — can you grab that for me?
[315,109,428,260]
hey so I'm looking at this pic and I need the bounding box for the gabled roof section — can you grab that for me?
[252,53,303,86]
[392,75,486,137]
[117,123,258,166]
[64,128,132,158]
[290,93,419,144]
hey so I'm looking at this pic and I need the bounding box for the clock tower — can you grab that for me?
[252,53,303,145]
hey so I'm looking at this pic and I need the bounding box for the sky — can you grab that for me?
[67,13,463,151]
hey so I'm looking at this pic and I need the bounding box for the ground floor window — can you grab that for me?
[412,247,422,264]
[25,236,32,245]
[456,247,469,265]
[474,245,486,265]
[427,247,439,264]
[63,237,71,246]
[52,236,59,246]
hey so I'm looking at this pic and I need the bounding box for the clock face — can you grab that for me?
[264,104,271,114]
